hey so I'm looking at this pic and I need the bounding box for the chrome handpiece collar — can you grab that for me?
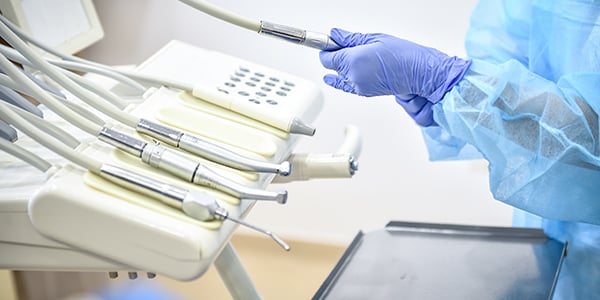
[141,142,199,182]
[259,21,305,44]
[98,127,147,157]
[259,21,341,51]
[136,118,182,147]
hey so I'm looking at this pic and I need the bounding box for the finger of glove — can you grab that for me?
[395,95,428,114]
[319,49,343,70]
[396,96,436,126]
[412,102,436,127]
[323,74,356,94]
[330,28,372,47]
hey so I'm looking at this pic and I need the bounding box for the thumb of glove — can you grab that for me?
[330,28,372,48]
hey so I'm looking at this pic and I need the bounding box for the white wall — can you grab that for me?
[82,0,513,245]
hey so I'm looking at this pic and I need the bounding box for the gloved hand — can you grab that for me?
[395,95,436,127]
[319,28,471,126]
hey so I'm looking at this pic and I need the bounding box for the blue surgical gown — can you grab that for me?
[422,1,600,298]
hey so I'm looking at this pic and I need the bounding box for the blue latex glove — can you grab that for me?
[319,28,471,126]
[395,95,436,126]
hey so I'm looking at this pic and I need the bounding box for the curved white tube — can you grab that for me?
[178,0,261,31]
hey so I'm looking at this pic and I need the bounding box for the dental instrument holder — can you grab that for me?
[314,222,567,300]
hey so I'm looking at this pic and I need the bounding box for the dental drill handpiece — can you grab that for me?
[136,119,291,176]
[98,164,290,251]
[98,127,288,203]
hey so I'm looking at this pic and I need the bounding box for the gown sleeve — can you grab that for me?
[422,0,600,224]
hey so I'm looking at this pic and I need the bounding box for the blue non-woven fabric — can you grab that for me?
[422,0,600,298]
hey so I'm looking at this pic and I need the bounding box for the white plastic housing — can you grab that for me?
[0,40,325,280]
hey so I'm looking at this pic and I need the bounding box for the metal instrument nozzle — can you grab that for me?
[278,161,292,176]
[213,207,290,251]
[290,117,316,136]
[182,192,290,251]
[349,156,359,175]
[259,21,341,51]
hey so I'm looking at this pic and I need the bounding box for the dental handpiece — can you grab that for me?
[136,119,291,175]
[258,21,341,51]
[98,164,290,251]
[99,127,287,203]
[178,0,341,51]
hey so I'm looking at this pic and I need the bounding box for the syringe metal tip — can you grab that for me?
[268,232,291,251]
[224,213,290,251]
[289,117,316,136]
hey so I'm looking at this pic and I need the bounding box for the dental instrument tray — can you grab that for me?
[314,221,566,300]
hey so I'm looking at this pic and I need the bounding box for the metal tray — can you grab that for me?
[314,221,566,300]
